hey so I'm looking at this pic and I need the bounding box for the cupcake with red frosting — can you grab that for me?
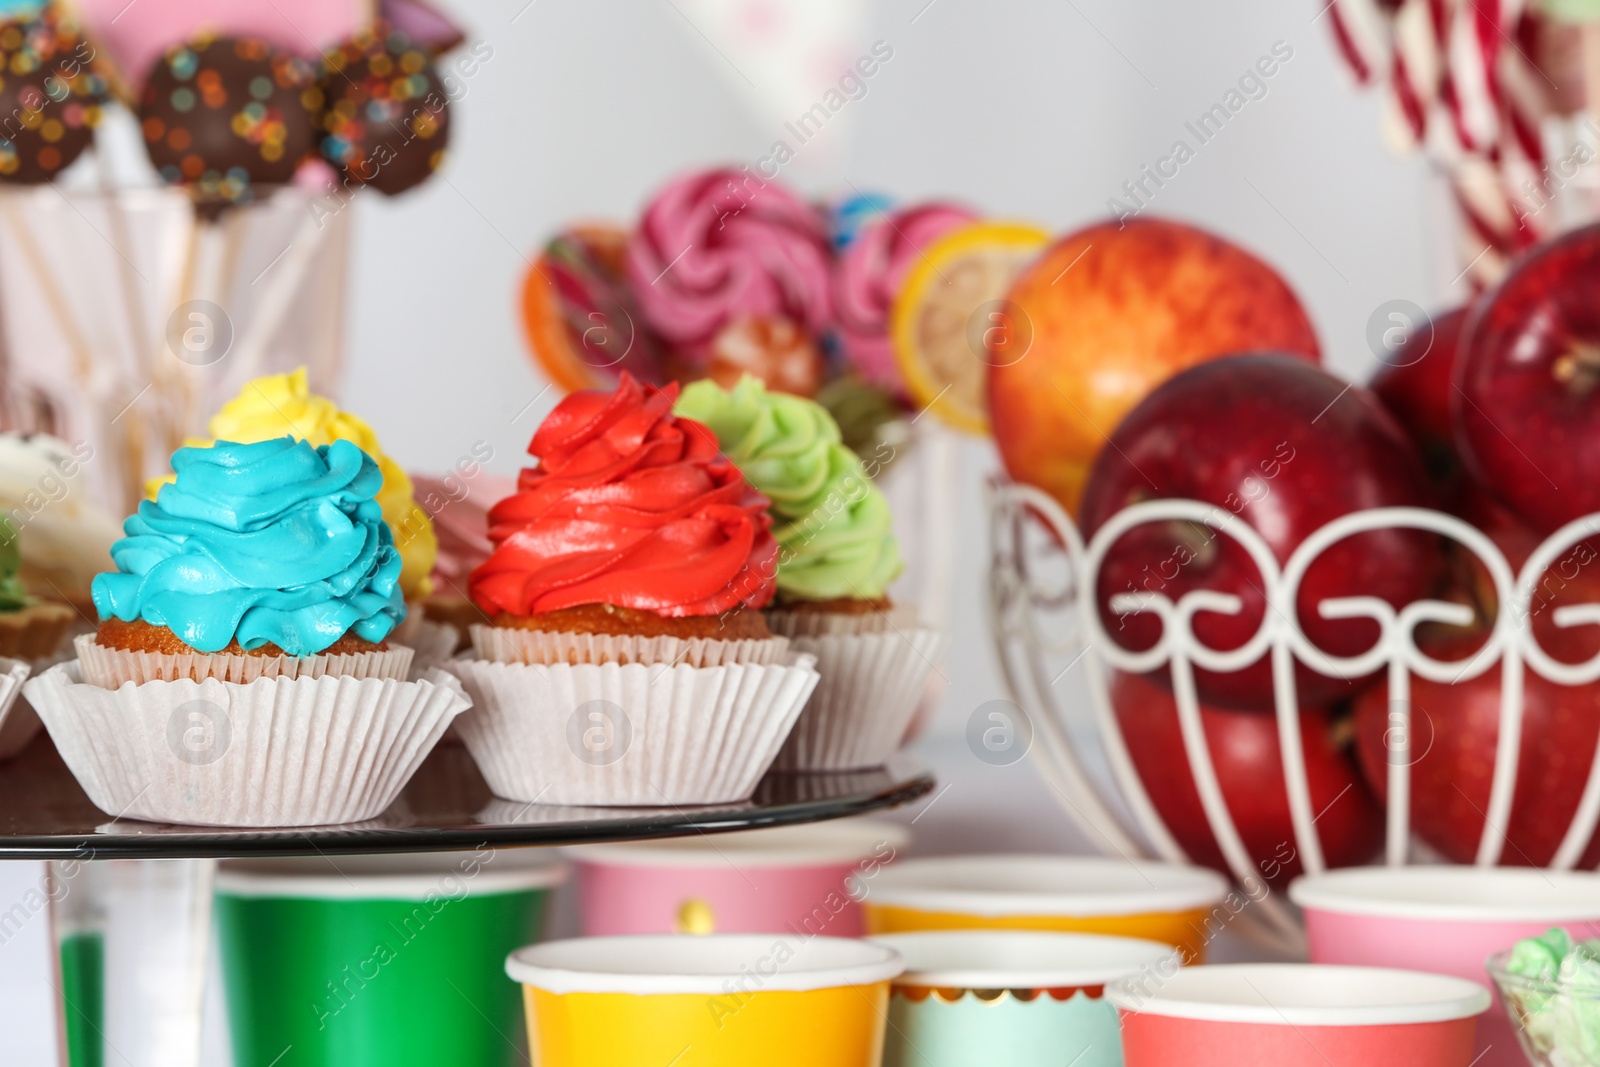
[468,373,783,661]
[446,374,820,806]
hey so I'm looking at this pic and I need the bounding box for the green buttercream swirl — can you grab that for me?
[676,376,903,600]
[0,515,26,612]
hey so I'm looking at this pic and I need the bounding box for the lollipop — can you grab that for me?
[625,167,834,364]
[826,190,895,250]
[704,315,825,397]
[521,224,665,392]
[0,7,109,183]
[137,35,319,214]
[317,22,450,196]
[832,201,978,393]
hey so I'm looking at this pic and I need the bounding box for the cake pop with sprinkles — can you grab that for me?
[317,22,449,197]
[137,35,319,216]
[0,6,109,184]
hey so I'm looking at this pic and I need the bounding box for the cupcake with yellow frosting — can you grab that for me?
[675,376,945,770]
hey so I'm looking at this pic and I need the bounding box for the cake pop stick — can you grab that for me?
[223,204,331,387]
[91,146,155,510]
[0,190,108,455]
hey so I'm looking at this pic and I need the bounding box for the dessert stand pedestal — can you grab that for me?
[1,738,933,1067]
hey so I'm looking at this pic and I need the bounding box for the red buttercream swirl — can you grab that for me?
[469,374,778,617]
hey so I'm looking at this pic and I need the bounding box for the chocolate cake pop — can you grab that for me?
[0,8,108,184]
[138,35,318,214]
[317,23,449,196]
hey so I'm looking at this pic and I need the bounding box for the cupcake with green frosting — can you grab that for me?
[676,375,904,630]
[0,513,77,661]
[676,376,945,771]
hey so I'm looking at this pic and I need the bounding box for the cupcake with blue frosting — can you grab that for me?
[84,436,409,684]
[22,437,468,827]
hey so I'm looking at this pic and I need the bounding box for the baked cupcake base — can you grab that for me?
[0,601,78,660]
[24,661,470,827]
[495,604,772,640]
[82,624,413,686]
[765,599,920,638]
[474,604,786,668]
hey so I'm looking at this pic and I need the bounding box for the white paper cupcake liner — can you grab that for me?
[469,624,790,668]
[391,606,427,645]
[23,662,470,827]
[441,653,819,806]
[74,634,415,687]
[773,628,946,772]
[764,603,920,638]
[406,618,462,680]
[0,656,34,760]
[1,616,85,761]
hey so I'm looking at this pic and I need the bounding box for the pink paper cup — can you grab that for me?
[567,820,910,937]
[1289,867,1600,1067]
[1108,963,1491,1067]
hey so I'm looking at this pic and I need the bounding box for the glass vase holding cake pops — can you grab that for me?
[0,184,352,515]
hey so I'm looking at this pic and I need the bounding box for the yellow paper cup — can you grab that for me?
[506,934,903,1067]
[862,855,1229,962]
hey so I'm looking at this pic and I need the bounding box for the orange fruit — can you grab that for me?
[890,221,1051,434]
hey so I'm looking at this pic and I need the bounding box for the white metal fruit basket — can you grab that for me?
[988,479,1600,951]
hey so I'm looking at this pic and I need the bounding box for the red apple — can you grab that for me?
[1438,494,1600,667]
[1368,306,1466,489]
[1113,671,1382,885]
[1353,635,1600,867]
[990,217,1320,518]
[1456,224,1600,533]
[1079,354,1440,710]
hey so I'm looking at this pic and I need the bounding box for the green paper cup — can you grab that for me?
[216,850,567,1067]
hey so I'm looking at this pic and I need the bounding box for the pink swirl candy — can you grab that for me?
[833,202,978,391]
[626,168,834,361]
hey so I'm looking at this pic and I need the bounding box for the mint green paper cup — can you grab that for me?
[216,850,567,1067]
[871,930,1178,1067]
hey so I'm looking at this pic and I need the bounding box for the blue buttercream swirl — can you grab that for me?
[91,437,406,655]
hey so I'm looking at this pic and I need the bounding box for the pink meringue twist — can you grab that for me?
[413,471,517,591]
[626,168,834,361]
[832,202,978,391]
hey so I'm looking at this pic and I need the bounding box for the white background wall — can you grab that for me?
[0,0,1448,1060]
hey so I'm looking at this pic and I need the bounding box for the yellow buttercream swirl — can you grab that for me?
[147,368,437,599]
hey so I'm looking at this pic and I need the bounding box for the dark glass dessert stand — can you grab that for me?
[11,735,934,1066]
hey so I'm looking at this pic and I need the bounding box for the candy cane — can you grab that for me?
[1326,0,1561,286]
[1328,0,1395,84]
